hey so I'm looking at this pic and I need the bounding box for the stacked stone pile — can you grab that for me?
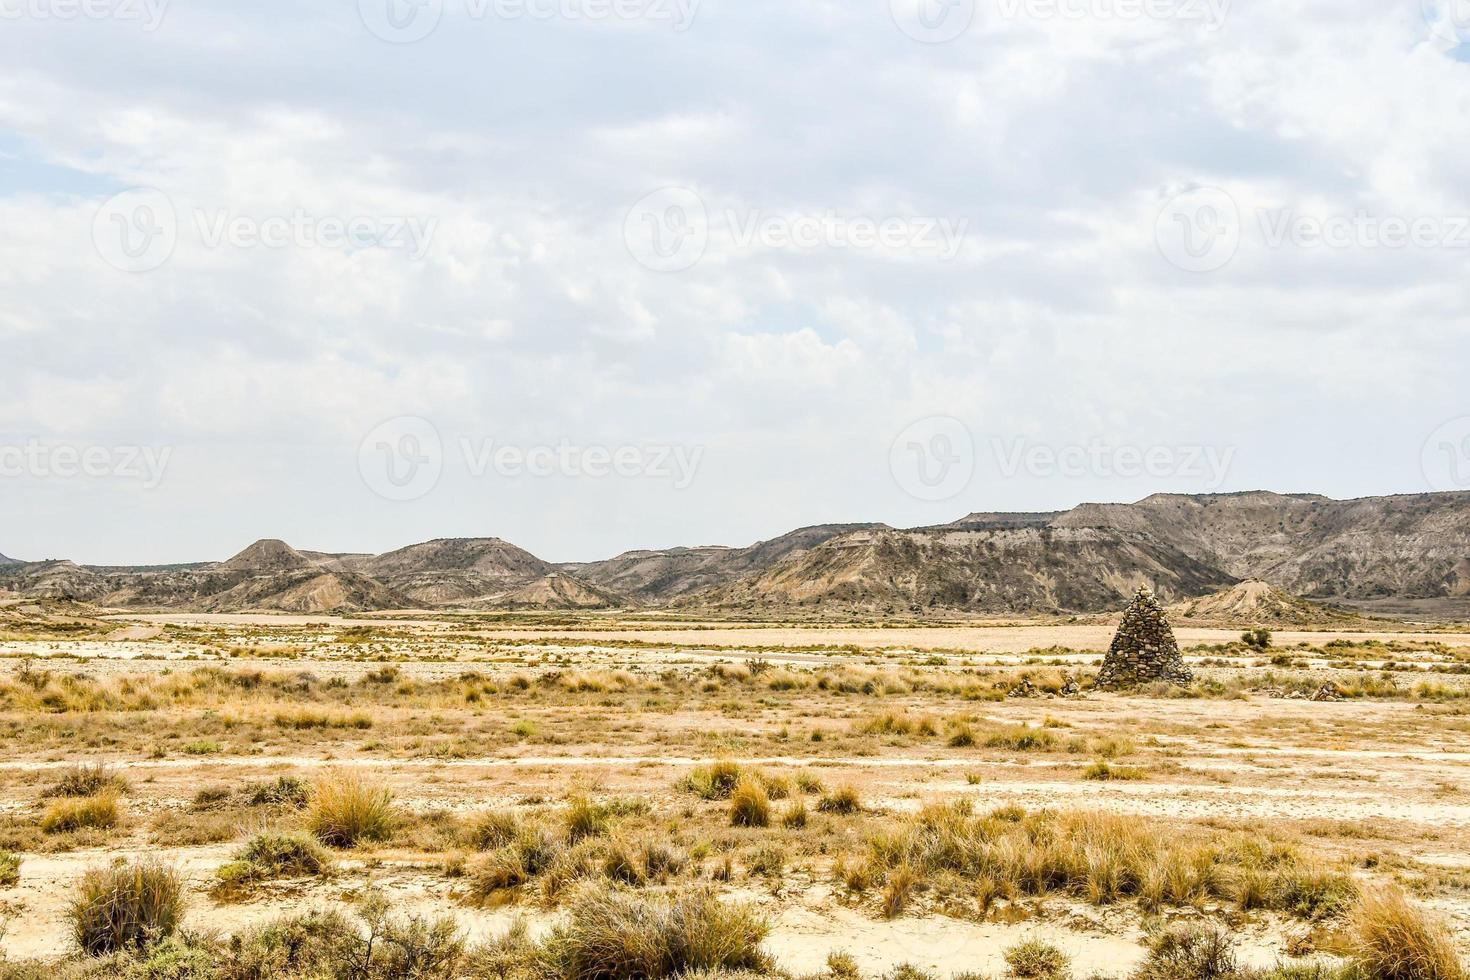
[1096,587,1194,688]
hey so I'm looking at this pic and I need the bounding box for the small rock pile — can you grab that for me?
[1096,587,1194,689]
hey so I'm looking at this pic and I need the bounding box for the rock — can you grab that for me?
[1095,587,1194,689]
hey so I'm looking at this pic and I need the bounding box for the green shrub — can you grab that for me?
[0,850,19,888]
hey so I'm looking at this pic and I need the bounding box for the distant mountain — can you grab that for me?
[218,539,316,574]
[694,524,1234,614]
[2,491,1468,615]
[0,552,20,566]
[495,573,632,610]
[565,524,885,602]
[361,538,554,605]
[1166,581,1370,627]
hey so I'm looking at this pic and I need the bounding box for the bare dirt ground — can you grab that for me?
[3,611,1470,973]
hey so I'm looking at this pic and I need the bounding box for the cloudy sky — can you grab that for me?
[2,0,1470,566]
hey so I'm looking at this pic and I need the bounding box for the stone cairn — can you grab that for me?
[1096,587,1194,689]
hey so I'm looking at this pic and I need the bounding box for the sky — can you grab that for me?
[2,0,1470,566]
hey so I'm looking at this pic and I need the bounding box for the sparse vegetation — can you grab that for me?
[41,793,120,834]
[307,773,397,847]
[67,862,183,955]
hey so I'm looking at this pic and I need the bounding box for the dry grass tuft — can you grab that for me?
[1349,887,1464,980]
[729,778,771,828]
[1004,938,1070,980]
[41,792,120,834]
[42,762,128,799]
[67,861,183,955]
[539,887,770,980]
[307,773,397,848]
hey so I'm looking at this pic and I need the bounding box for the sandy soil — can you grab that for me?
[2,612,1468,970]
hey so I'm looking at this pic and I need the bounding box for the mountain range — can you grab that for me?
[3,490,1468,616]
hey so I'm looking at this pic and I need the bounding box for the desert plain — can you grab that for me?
[2,604,1470,978]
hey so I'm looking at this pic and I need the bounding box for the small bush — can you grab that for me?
[539,887,770,980]
[1004,939,1070,980]
[782,800,809,829]
[1083,761,1146,781]
[242,775,311,808]
[817,785,862,815]
[565,796,612,843]
[986,727,1057,752]
[730,779,771,828]
[0,851,19,887]
[468,809,522,850]
[43,762,128,799]
[41,793,120,833]
[1349,888,1464,980]
[220,831,332,887]
[307,773,397,847]
[683,761,745,801]
[1133,923,1237,980]
[68,862,184,955]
